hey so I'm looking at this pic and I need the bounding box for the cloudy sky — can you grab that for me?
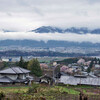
[0,0,100,43]
[0,0,100,31]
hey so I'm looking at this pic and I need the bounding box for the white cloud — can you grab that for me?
[0,0,100,31]
[0,32,100,43]
[0,0,100,43]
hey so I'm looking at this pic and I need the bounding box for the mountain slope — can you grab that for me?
[2,26,100,34]
[0,40,100,48]
[31,26,100,34]
[31,26,63,33]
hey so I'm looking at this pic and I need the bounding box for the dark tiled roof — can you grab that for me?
[14,78,26,83]
[0,76,13,83]
[0,67,30,74]
[40,74,53,80]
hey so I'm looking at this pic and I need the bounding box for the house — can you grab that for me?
[60,75,100,86]
[39,74,54,85]
[0,66,33,84]
[94,64,100,68]
[94,70,100,77]
[1,58,12,62]
[53,62,57,66]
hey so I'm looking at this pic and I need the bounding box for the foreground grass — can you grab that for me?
[0,84,100,100]
[0,85,79,94]
[55,86,80,94]
[0,86,29,93]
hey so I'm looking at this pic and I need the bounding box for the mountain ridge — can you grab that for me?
[31,26,100,34]
[1,26,100,34]
[0,39,100,48]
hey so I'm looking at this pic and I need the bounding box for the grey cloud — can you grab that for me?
[33,7,44,16]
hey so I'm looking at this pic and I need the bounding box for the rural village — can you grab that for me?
[0,57,100,100]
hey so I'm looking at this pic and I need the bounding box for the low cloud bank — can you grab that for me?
[0,32,100,43]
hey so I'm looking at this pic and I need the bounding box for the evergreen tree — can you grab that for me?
[94,57,97,64]
[54,65,60,74]
[19,56,24,66]
[27,59,42,77]
[54,65,61,78]
[17,56,28,69]
[99,59,100,64]
[18,56,24,68]
[87,67,91,73]
[87,60,94,73]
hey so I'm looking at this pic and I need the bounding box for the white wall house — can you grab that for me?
[0,67,33,84]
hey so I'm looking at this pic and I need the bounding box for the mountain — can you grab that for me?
[64,27,89,34]
[31,26,63,33]
[0,40,100,57]
[1,26,100,49]
[1,29,16,32]
[31,26,100,34]
[91,29,100,34]
[2,26,100,34]
[0,40,100,48]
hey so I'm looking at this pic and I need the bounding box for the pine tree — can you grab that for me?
[18,56,24,68]
[87,67,91,73]
[87,60,94,73]
[99,59,100,64]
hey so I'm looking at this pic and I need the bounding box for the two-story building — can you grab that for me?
[0,66,33,84]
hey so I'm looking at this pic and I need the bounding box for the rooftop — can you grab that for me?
[60,75,100,86]
[0,67,30,74]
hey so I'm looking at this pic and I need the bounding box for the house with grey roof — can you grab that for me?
[0,66,33,84]
[60,75,100,86]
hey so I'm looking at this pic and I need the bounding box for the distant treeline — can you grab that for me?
[0,50,100,57]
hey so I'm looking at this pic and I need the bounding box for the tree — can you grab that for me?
[27,59,42,77]
[54,65,62,78]
[19,56,24,67]
[87,67,91,73]
[87,60,94,73]
[18,56,24,68]
[99,59,100,64]
[90,60,94,68]
[17,56,28,69]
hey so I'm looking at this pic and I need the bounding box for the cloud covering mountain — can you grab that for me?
[1,31,100,43]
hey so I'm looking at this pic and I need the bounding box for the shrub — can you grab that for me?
[27,83,39,94]
[0,92,5,100]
